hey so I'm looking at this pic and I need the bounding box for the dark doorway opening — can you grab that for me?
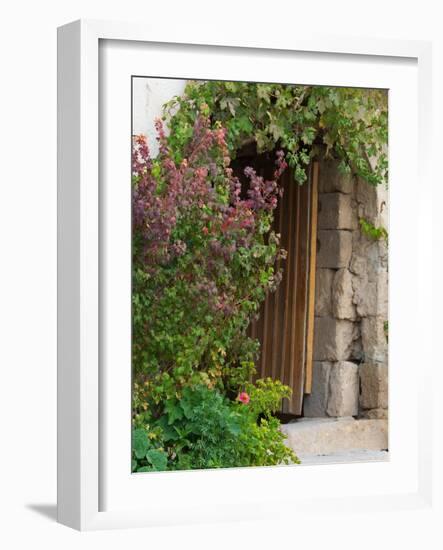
[232,149,319,415]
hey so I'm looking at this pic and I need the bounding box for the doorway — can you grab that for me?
[232,151,318,415]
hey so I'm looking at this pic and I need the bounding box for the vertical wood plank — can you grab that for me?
[289,172,310,413]
[280,172,296,406]
[245,158,317,415]
[271,181,284,380]
[259,165,270,379]
[287,184,301,412]
[304,162,319,395]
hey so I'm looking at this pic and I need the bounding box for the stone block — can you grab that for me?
[356,177,378,221]
[318,160,353,194]
[350,336,363,363]
[361,316,388,362]
[351,233,385,280]
[303,361,331,417]
[315,269,334,317]
[376,270,389,318]
[359,362,388,410]
[318,193,357,230]
[332,268,356,320]
[281,417,388,455]
[361,408,388,420]
[349,251,368,277]
[314,317,356,361]
[353,273,388,319]
[317,230,352,269]
[353,279,377,317]
[327,361,359,417]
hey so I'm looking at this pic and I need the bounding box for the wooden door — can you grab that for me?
[234,154,318,415]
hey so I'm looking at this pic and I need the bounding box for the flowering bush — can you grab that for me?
[133,381,298,472]
[131,114,298,470]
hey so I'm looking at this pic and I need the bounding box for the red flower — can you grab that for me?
[237,392,250,404]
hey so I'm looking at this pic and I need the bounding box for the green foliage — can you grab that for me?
[131,80,388,471]
[132,428,168,472]
[359,217,389,242]
[132,382,298,472]
[383,321,389,344]
[163,81,388,186]
[132,117,298,471]
[132,120,285,401]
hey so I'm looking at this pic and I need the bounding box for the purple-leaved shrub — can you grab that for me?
[132,115,298,470]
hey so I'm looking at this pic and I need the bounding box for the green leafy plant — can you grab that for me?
[132,382,298,472]
[132,428,168,472]
[132,115,297,470]
[163,81,388,185]
[131,80,389,471]
[359,217,389,242]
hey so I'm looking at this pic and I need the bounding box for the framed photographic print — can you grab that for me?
[57,19,433,530]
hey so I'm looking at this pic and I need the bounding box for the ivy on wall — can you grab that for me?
[163,81,388,186]
[130,80,389,471]
[359,217,389,243]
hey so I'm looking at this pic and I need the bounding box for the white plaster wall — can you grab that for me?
[132,77,186,157]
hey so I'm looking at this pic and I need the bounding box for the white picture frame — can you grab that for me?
[57,19,434,531]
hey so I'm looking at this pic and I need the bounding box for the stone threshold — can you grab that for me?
[281,417,388,457]
[298,449,389,466]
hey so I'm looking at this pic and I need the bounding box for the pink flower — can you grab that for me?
[237,392,250,404]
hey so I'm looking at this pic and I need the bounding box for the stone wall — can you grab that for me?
[303,160,389,420]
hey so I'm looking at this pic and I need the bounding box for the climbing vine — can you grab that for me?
[163,81,388,186]
[131,79,389,471]
[359,217,389,243]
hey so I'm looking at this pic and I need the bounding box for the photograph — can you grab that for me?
[1,0,439,542]
[131,77,389,472]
